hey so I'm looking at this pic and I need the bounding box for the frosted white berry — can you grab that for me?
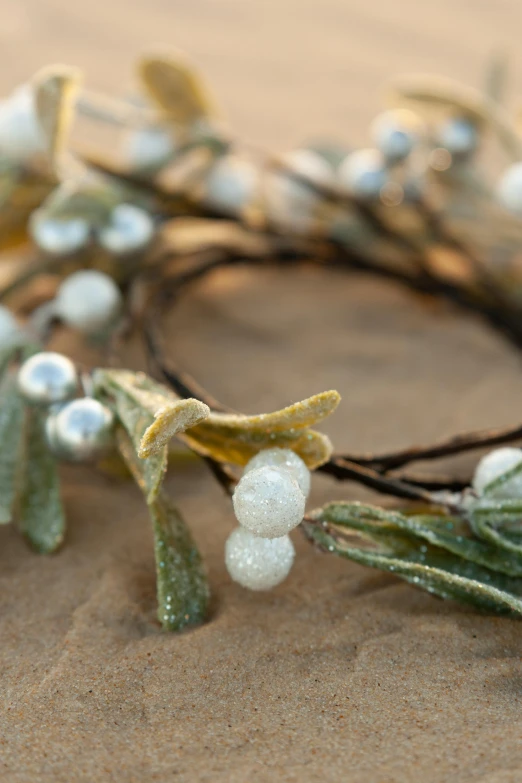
[244,447,311,497]
[233,465,305,538]
[203,155,258,216]
[473,447,522,498]
[370,109,422,163]
[55,270,122,333]
[98,204,155,255]
[225,526,295,590]
[30,211,90,255]
[497,163,522,215]
[0,84,46,163]
[0,306,21,349]
[338,149,387,199]
[265,149,334,232]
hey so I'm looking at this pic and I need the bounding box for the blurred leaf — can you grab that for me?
[33,65,82,170]
[160,217,272,257]
[304,502,522,615]
[180,390,340,469]
[139,52,218,127]
[0,374,26,523]
[117,426,209,631]
[17,408,65,553]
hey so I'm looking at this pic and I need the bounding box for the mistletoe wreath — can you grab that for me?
[2,50,522,632]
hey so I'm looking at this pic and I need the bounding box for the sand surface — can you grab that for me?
[2,2,522,781]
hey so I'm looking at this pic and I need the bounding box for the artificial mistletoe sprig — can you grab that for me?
[3,49,522,630]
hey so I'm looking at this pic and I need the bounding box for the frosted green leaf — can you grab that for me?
[17,408,65,553]
[0,374,26,523]
[304,502,522,616]
[116,426,209,631]
[150,492,209,631]
[316,502,522,577]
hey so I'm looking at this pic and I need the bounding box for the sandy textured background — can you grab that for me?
[3,1,522,781]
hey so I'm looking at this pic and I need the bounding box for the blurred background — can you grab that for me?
[2,0,522,151]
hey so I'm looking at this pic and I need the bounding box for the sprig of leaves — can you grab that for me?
[303,500,522,616]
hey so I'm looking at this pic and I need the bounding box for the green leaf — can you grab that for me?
[469,498,522,555]
[304,502,522,616]
[116,426,209,631]
[316,502,522,577]
[150,492,209,631]
[0,374,27,523]
[16,408,65,553]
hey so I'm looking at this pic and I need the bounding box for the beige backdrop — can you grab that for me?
[2,2,522,782]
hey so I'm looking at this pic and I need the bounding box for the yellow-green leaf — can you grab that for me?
[33,65,82,170]
[139,52,217,127]
[139,397,210,458]
[179,390,340,469]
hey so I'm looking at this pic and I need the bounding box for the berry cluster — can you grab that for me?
[225,448,311,590]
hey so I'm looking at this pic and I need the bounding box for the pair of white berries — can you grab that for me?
[17,351,114,462]
[338,110,478,201]
[30,203,155,257]
[225,448,310,591]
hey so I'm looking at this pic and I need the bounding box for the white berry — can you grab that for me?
[473,447,522,498]
[18,351,78,405]
[45,397,114,462]
[436,117,478,159]
[371,109,422,163]
[265,149,334,232]
[233,465,305,538]
[30,211,90,255]
[225,526,295,590]
[338,148,387,199]
[244,448,311,497]
[203,155,258,216]
[0,84,46,163]
[55,270,122,333]
[497,163,522,215]
[98,204,155,255]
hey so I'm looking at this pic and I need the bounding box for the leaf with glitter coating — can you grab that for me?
[116,426,209,631]
[16,408,65,553]
[303,503,522,615]
[179,390,340,469]
[94,369,209,500]
[315,501,522,577]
